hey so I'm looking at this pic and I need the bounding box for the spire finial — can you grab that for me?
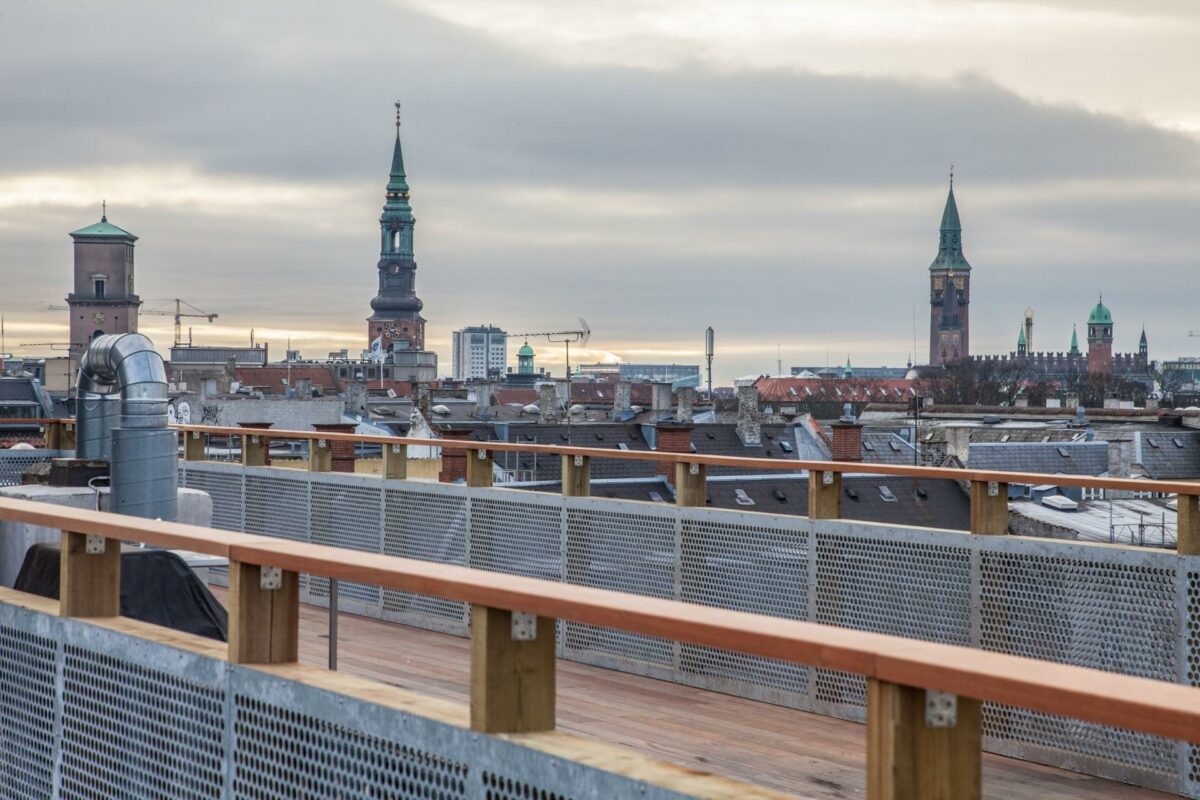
[949,164,954,189]
[101,199,107,222]
[394,101,401,138]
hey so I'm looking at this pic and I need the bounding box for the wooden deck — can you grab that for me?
[211,589,1174,800]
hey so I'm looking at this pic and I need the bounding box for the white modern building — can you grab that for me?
[452,325,507,381]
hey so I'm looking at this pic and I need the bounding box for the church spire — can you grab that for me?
[386,101,409,196]
[1069,324,1080,355]
[929,172,970,272]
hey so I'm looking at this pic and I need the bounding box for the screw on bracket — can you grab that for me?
[84,535,106,555]
[925,690,957,728]
[260,566,282,591]
[511,611,537,641]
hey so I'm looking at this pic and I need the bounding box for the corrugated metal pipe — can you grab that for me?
[75,333,177,521]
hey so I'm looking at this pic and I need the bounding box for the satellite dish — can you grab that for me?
[177,401,192,424]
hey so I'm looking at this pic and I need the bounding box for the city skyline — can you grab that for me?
[1,1,1198,382]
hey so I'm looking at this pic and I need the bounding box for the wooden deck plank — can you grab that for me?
[211,590,1174,800]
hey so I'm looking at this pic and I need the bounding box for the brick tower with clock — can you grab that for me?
[928,174,971,365]
[367,104,426,353]
[66,205,141,373]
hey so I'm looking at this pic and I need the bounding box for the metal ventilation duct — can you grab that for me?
[75,333,177,521]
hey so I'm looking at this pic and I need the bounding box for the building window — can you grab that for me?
[94,279,106,298]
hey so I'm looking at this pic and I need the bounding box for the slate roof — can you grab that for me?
[860,432,918,465]
[494,423,655,482]
[966,441,1109,476]
[1133,431,1200,480]
[539,475,970,531]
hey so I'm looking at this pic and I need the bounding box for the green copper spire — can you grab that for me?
[1017,325,1026,348]
[1139,326,1148,347]
[928,170,971,272]
[1069,324,1080,354]
[843,355,852,378]
[386,101,410,195]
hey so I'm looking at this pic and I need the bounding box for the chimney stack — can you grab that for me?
[473,381,493,419]
[651,383,674,417]
[414,382,431,421]
[438,428,471,483]
[537,382,557,424]
[654,420,694,486]
[831,402,862,462]
[1107,437,1133,499]
[612,381,632,421]
[736,385,762,445]
[676,387,696,422]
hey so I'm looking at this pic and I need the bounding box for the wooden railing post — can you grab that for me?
[59,530,120,617]
[562,454,590,497]
[970,480,1009,535]
[228,560,299,664]
[242,433,268,467]
[808,469,842,519]
[867,679,981,800]
[382,441,408,480]
[183,430,206,461]
[45,420,76,451]
[675,462,706,507]
[308,437,332,472]
[1178,492,1200,555]
[470,605,556,733]
[467,446,493,488]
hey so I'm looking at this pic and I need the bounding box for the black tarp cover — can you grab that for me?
[15,544,228,641]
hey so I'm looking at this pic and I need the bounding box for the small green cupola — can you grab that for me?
[1087,296,1112,325]
[69,202,137,242]
[517,341,536,375]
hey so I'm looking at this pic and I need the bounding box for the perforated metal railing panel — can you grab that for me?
[0,451,61,487]
[177,461,1200,797]
[0,601,703,800]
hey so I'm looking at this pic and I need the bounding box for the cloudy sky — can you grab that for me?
[1,0,1197,382]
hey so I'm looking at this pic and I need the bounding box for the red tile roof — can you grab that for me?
[235,366,339,392]
[753,376,924,403]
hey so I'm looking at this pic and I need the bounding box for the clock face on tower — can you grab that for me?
[385,323,400,339]
[92,312,105,325]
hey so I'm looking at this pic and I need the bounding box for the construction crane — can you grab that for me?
[141,299,218,346]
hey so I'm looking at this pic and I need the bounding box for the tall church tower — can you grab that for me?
[367,104,425,351]
[928,176,971,365]
[67,206,140,371]
[1086,296,1113,376]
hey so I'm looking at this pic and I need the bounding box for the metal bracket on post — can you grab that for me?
[689,462,700,476]
[84,535,105,555]
[477,448,487,460]
[573,455,584,467]
[987,481,999,497]
[259,566,282,591]
[317,439,328,449]
[191,431,201,440]
[925,690,957,728]
[251,435,260,444]
[823,470,835,485]
[511,611,537,641]
[391,443,401,454]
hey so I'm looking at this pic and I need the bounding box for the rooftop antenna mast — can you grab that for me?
[704,326,714,400]
[507,320,591,442]
[776,343,782,377]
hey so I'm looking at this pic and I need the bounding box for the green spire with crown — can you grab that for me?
[928,168,971,272]
[1069,324,1080,354]
[1017,325,1026,348]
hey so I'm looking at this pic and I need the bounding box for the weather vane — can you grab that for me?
[394,101,402,133]
[949,164,954,188]
[101,199,107,222]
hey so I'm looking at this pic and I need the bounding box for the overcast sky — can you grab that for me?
[1,0,1197,382]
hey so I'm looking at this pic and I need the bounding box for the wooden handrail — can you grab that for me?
[172,423,1200,497]
[0,493,1197,743]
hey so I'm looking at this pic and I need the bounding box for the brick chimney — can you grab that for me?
[312,423,358,473]
[612,381,632,421]
[654,420,694,485]
[676,387,696,422]
[830,403,862,462]
[438,428,471,483]
[537,382,557,423]
[736,385,761,445]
